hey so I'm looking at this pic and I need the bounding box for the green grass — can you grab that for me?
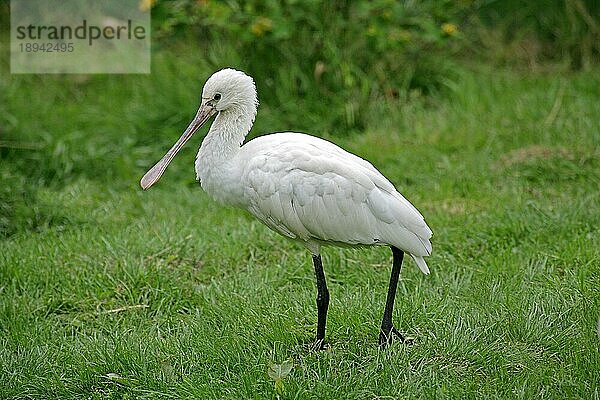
[1,53,599,398]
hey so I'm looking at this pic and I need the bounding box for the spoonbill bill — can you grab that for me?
[141,69,433,347]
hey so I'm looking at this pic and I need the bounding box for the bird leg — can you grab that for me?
[379,246,407,347]
[312,254,329,349]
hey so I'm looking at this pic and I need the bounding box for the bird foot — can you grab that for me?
[379,326,413,347]
[311,338,326,351]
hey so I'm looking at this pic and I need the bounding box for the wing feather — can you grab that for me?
[238,132,433,260]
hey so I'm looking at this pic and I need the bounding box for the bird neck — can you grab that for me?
[195,104,255,186]
[200,105,255,158]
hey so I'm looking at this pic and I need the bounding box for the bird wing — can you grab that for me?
[237,132,432,257]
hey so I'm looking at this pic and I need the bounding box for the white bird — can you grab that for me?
[141,68,433,347]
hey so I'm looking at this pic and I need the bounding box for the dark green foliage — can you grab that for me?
[153,0,470,133]
[476,0,600,69]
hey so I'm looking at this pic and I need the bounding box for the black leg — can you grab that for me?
[312,254,329,348]
[379,246,406,346]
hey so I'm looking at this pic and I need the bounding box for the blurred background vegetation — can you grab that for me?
[0,0,599,236]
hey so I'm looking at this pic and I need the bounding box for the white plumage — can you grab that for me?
[141,68,433,346]
[224,132,432,273]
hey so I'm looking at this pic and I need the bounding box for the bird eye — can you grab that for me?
[213,93,222,101]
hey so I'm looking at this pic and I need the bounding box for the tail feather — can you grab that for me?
[411,255,430,274]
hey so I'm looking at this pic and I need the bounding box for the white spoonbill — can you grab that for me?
[141,68,433,347]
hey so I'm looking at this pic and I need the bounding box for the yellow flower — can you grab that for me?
[366,25,378,37]
[250,17,273,37]
[441,23,458,36]
[138,0,156,12]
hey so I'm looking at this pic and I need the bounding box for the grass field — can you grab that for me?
[1,54,599,398]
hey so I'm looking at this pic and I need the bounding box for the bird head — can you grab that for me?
[202,68,258,113]
[140,68,258,190]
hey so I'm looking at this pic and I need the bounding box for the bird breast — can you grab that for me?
[195,148,245,207]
